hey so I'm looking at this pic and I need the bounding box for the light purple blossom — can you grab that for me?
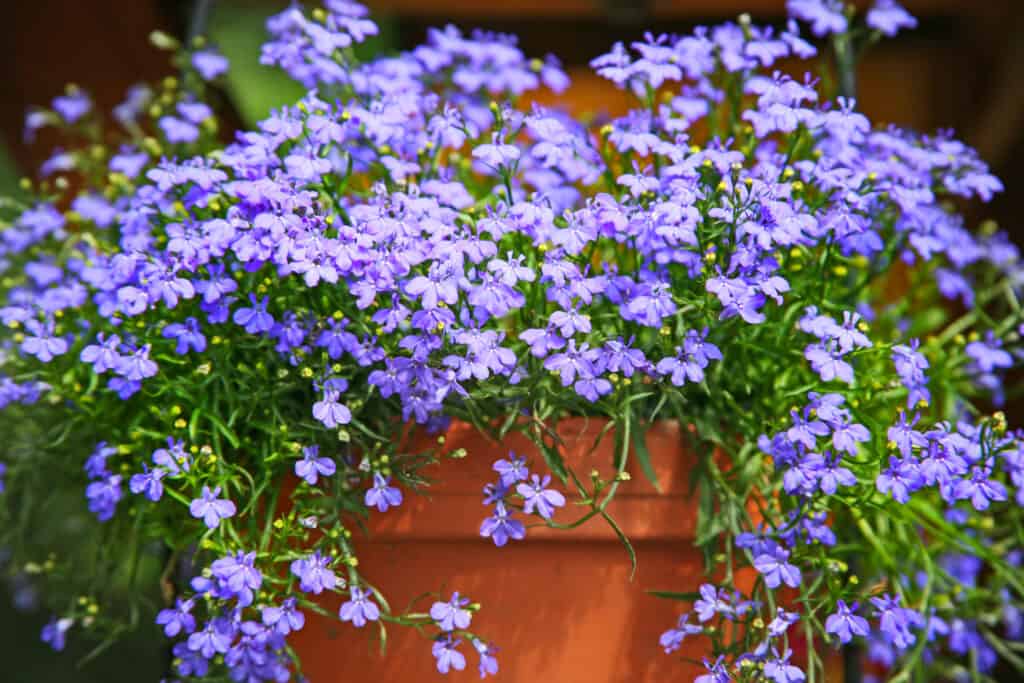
[189,485,237,528]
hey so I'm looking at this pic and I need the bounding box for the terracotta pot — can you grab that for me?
[290,418,756,682]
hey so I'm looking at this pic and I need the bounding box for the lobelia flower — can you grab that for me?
[312,388,352,428]
[157,598,196,637]
[262,597,306,636]
[764,648,805,683]
[804,340,854,384]
[953,464,1008,511]
[695,655,731,683]
[116,344,158,381]
[295,445,336,485]
[430,591,472,632]
[80,333,123,373]
[189,485,237,528]
[516,474,566,519]
[493,452,529,487]
[210,551,263,606]
[192,48,230,80]
[187,619,234,659]
[162,317,207,354]
[472,639,499,678]
[232,294,275,334]
[754,546,802,589]
[20,319,68,363]
[290,551,337,595]
[432,635,467,674]
[339,586,381,627]
[129,465,165,502]
[41,617,73,651]
[480,501,526,547]
[365,472,403,512]
[52,90,91,123]
[693,583,745,622]
[659,612,703,653]
[870,593,923,651]
[826,600,870,644]
[965,333,1013,373]
[866,0,917,37]
[768,607,800,637]
[152,437,191,475]
[85,474,123,521]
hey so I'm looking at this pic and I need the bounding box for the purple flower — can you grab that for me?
[41,617,73,651]
[162,317,207,354]
[129,465,165,502]
[754,546,802,588]
[233,294,275,334]
[312,389,352,428]
[157,599,196,637]
[876,457,923,504]
[765,648,805,683]
[192,48,230,80]
[953,465,1008,511]
[787,0,847,37]
[694,583,741,622]
[189,485,237,528]
[826,600,869,644]
[85,474,123,521]
[965,334,1013,373]
[805,341,854,384]
[695,655,731,683]
[768,608,800,637]
[210,551,262,605]
[887,412,926,458]
[432,635,467,674]
[262,597,305,636]
[480,502,526,547]
[659,613,702,653]
[786,409,829,450]
[831,418,869,455]
[516,474,566,519]
[80,333,123,373]
[871,593,923,651]
[187,619,233,659]
[116,344,158,381]
[52,91,91,123]
[153,438,191,475]
[430,591,472,632]
[290,551,337,595]
[473,135,520,169]
[493,453,529,487]
[866,0,917,37]
[20,319,68,362]
[339,586,381,627]
[656,347,707,386]
[365,472,403,512]
[295,445,336,485]
[816,452,857,495]
[472,639,499,678]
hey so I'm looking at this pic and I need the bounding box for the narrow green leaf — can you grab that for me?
[600,509,636,580]
[630,416,661,491]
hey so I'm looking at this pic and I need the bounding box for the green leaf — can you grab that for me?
[600,509,637,580]
[537,435,569,484]
[629,415,660,491]
[646,590,700,601]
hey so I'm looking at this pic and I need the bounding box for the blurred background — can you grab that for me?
[1,0,1023,680]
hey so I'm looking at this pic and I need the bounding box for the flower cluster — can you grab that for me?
[1,0,1023,680]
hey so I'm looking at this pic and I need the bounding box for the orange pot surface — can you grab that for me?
[290,418,756,682]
